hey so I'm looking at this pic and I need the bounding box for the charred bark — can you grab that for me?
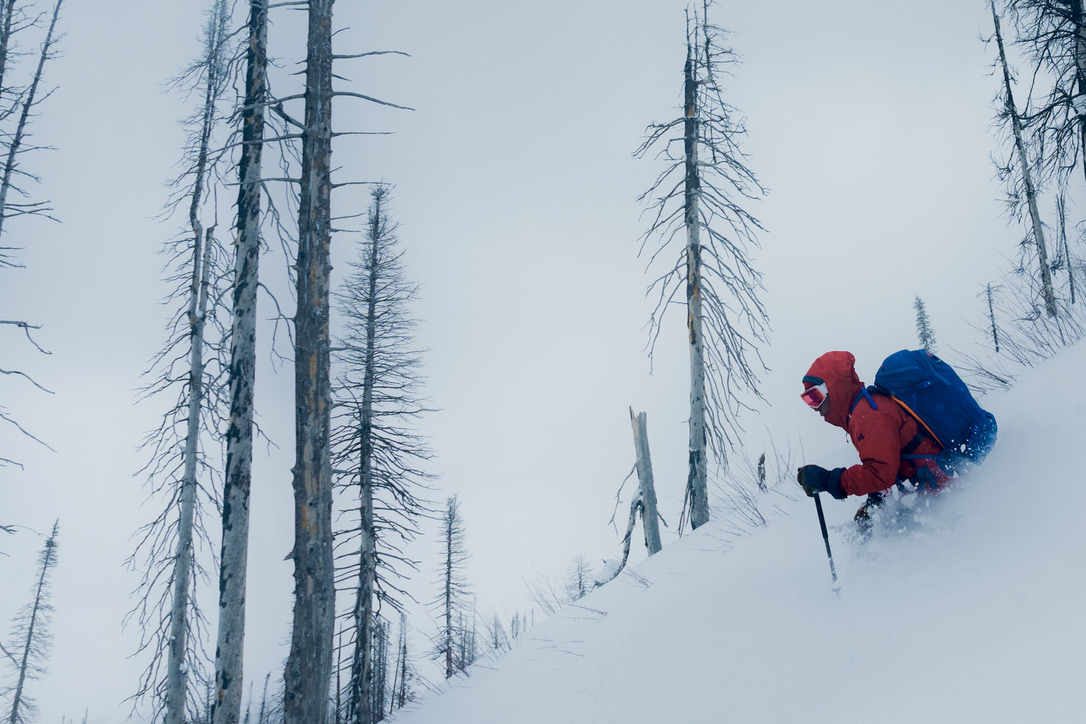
[284,0,336,720]
[211,1,267,723]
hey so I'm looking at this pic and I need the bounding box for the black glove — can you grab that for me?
[797,465,847,500]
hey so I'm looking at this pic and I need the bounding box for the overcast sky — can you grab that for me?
[0,1,1036,721]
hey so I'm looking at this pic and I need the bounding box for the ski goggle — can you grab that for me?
[800,382,829,409]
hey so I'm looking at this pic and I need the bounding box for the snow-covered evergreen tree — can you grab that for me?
[914,294,937,353]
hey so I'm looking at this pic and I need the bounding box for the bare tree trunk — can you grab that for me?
[987,283,1001,353]
[1058,192,1077,304]
[993,3,1058,318]
[629,408,662,554]
[284,0,336,719]
[391,615,410,714]
[636,3,767,537]
[345,430,376,724]
[167,5,228,716]
[434,496,468,680]
[0,0,18,96]
[256,674,270,724]
[604,493,643,586]
[346,204,379,724]
[1062,0,1086,184]
[212,2,267,723]
[373,620,388,717]
[443,519,454,680]
[166,227,213,724]
[683,48,710,530]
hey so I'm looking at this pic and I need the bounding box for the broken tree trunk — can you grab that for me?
[629,408,662,555]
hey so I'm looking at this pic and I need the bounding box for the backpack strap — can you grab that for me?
[870,382,945,448]
[900,429,940,460]
[902,430,927,456]
[856,386,945,460]
[847,386,878,426]
[887,394,944,449]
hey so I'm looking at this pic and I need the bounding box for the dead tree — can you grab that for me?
[0,0,64,469]
[368,618,389,720]
[278,1,413,717]
[128,4,234,722]
[210,1,267,723]
[987,283,1002,353]
[599,412,666,587]
[636,1,768,532]
[629,408,662,555]
[565,556,593,602]
[1056,192,1079,304]
[282,0,337,720]
[430,496,471,680]
[387,614,414,715]
[992,2,1059,318]
[0,1,18,115]
[1002,0,1086,185]
[982,265,1085,367]
[0,0,62,243]
[333,185,431,724]
[0,319,51,469]
[2,521,58,724]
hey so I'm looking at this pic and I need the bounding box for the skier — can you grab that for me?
[796,350,992,526]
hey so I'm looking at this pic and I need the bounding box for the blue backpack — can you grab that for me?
[870,349,997,474]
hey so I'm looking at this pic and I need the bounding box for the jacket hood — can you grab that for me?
[804,351,865,430]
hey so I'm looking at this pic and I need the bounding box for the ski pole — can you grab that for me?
[814,493,840,591]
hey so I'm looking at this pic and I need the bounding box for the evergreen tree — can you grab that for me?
[914,295,937,353]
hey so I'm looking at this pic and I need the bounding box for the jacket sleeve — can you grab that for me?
[839,403,901,497]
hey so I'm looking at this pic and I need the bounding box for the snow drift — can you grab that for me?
[390,344,1086,724]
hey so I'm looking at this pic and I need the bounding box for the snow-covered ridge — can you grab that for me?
[390,343,1086,724]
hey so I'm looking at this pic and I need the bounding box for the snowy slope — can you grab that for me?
[389,344,1086,724]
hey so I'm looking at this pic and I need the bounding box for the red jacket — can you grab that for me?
[805,351,946,497]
